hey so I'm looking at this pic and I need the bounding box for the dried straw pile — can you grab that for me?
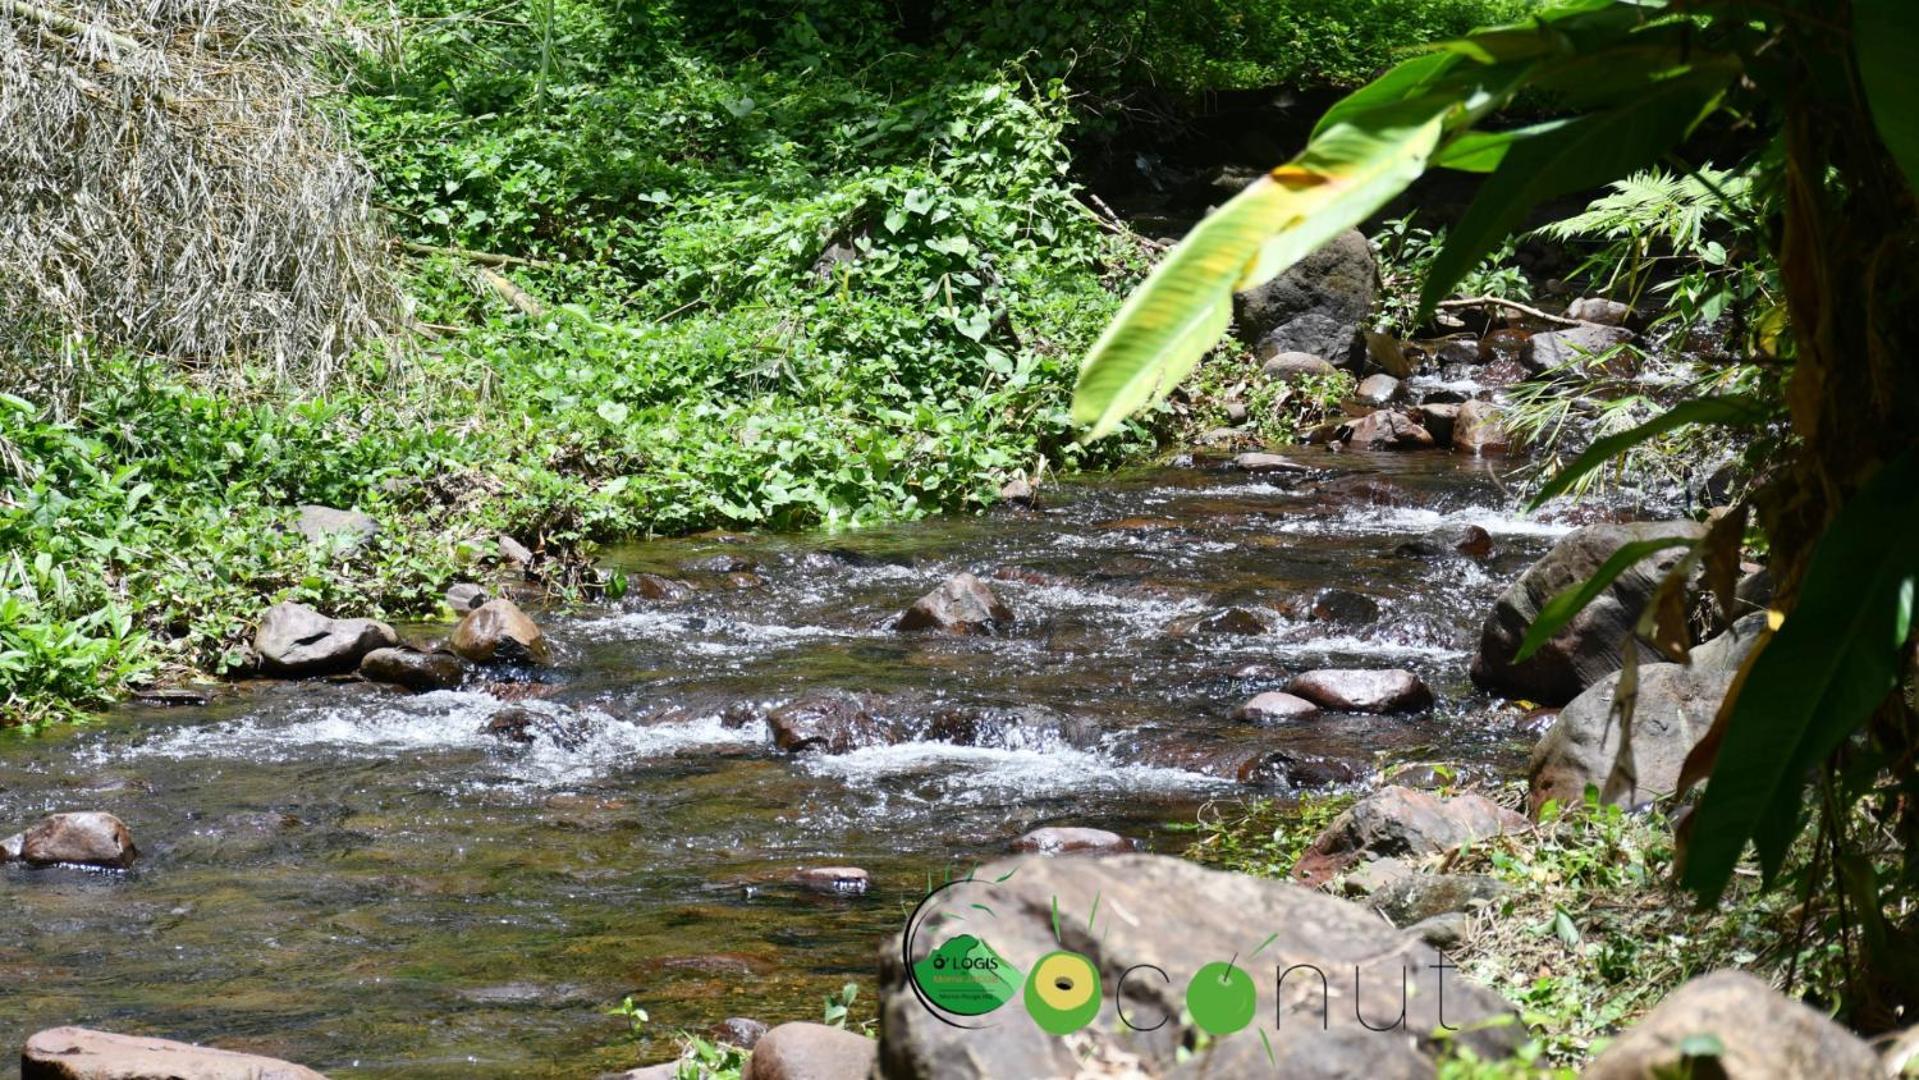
[0,0,401,410]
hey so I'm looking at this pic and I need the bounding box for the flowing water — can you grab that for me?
[0,451,1582,1077]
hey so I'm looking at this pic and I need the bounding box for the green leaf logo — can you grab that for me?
[912,934,1021,1017]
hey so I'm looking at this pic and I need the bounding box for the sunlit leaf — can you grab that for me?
[1071,95,1450,440]
[1682,447,1919,905]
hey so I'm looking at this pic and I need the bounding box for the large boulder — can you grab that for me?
[1528,662,1734,813]
[1471,521,1707,705]
[1293,786,1528,886]
[450,599,551,665]
[2,812,138,869]
[22,1026,327,1079]
[743,1022,876,1080]
[253,602,398,677]
[1581,969,1879,1079]
[1520,322,1633,373]
[1234,228,1376,367]
[897,572,1013,634]
[1288,669,1432,714]
[876,854,1519,1079]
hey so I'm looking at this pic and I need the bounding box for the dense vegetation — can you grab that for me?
[0,0,1532,724]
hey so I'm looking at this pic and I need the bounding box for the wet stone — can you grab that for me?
[1,811,138,870]
[896,572,1013,634]
[445,582,488,611]
[1009,826,1134,856]
[629,573,693,601]
[1232,691,1320,724]
[792,866,869,895]
[1288,669,1433,714]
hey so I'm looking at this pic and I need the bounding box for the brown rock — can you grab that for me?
[1528,663,1734,814]
[1293,786,1528,886]
[766,693,894,754]
[22,1026,326,1079]
[1417,402,1459,445]
[1452,399,1509,456]
[1471,521,1706,705]
[1009,826,1134,856]
[1261,351,1339,382]
[997,476,1035,506]
[1564,297,1631,326]
[1288,669,1433,713]
[1233,691,1320,723]
[896,572,1013,634]
[1337,410,1435,450]
[359,648,465,692]
[450,599,551,665]
[630,573,693,601]
[744,1022,877,1080]
[4,812,138,869]
[254,602,398,677]
[1581,969,1879,1079]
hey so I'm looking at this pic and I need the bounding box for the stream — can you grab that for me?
[0,450,1586,1077]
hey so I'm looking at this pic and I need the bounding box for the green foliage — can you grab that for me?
[1533,168,1781,350]
[1372,214,1531,335]
[1176,794,1356,878]
[770,0,1543,102]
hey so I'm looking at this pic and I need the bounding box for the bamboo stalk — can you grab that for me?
[1437,296,1584,327]
[396,240,558,271]
[1,0,143,55]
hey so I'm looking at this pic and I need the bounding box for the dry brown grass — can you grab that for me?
[0,0,401,411]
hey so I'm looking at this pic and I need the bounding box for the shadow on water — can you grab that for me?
[0,450,1580,1076]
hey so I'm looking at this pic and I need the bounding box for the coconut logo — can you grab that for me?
[903,873,1257,1040]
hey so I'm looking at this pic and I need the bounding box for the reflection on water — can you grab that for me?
[0,451,1573,1076]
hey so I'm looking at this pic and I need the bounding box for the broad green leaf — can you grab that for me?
[1682,447,1919,905]
[1526,395,1770,510]
[1433,118,1578,172]
[1072,100,1448,441]
[1311,52,1457,141]
[1418,66,1733,318]
[1512,537,1697,662]
[1855,0,1919,195]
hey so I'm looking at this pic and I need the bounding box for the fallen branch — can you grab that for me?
[1079,194,1171,254]
[396,240,557,271]
[1437,296,1583,327]
[477,267,545,317]
[2,0,144,55]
